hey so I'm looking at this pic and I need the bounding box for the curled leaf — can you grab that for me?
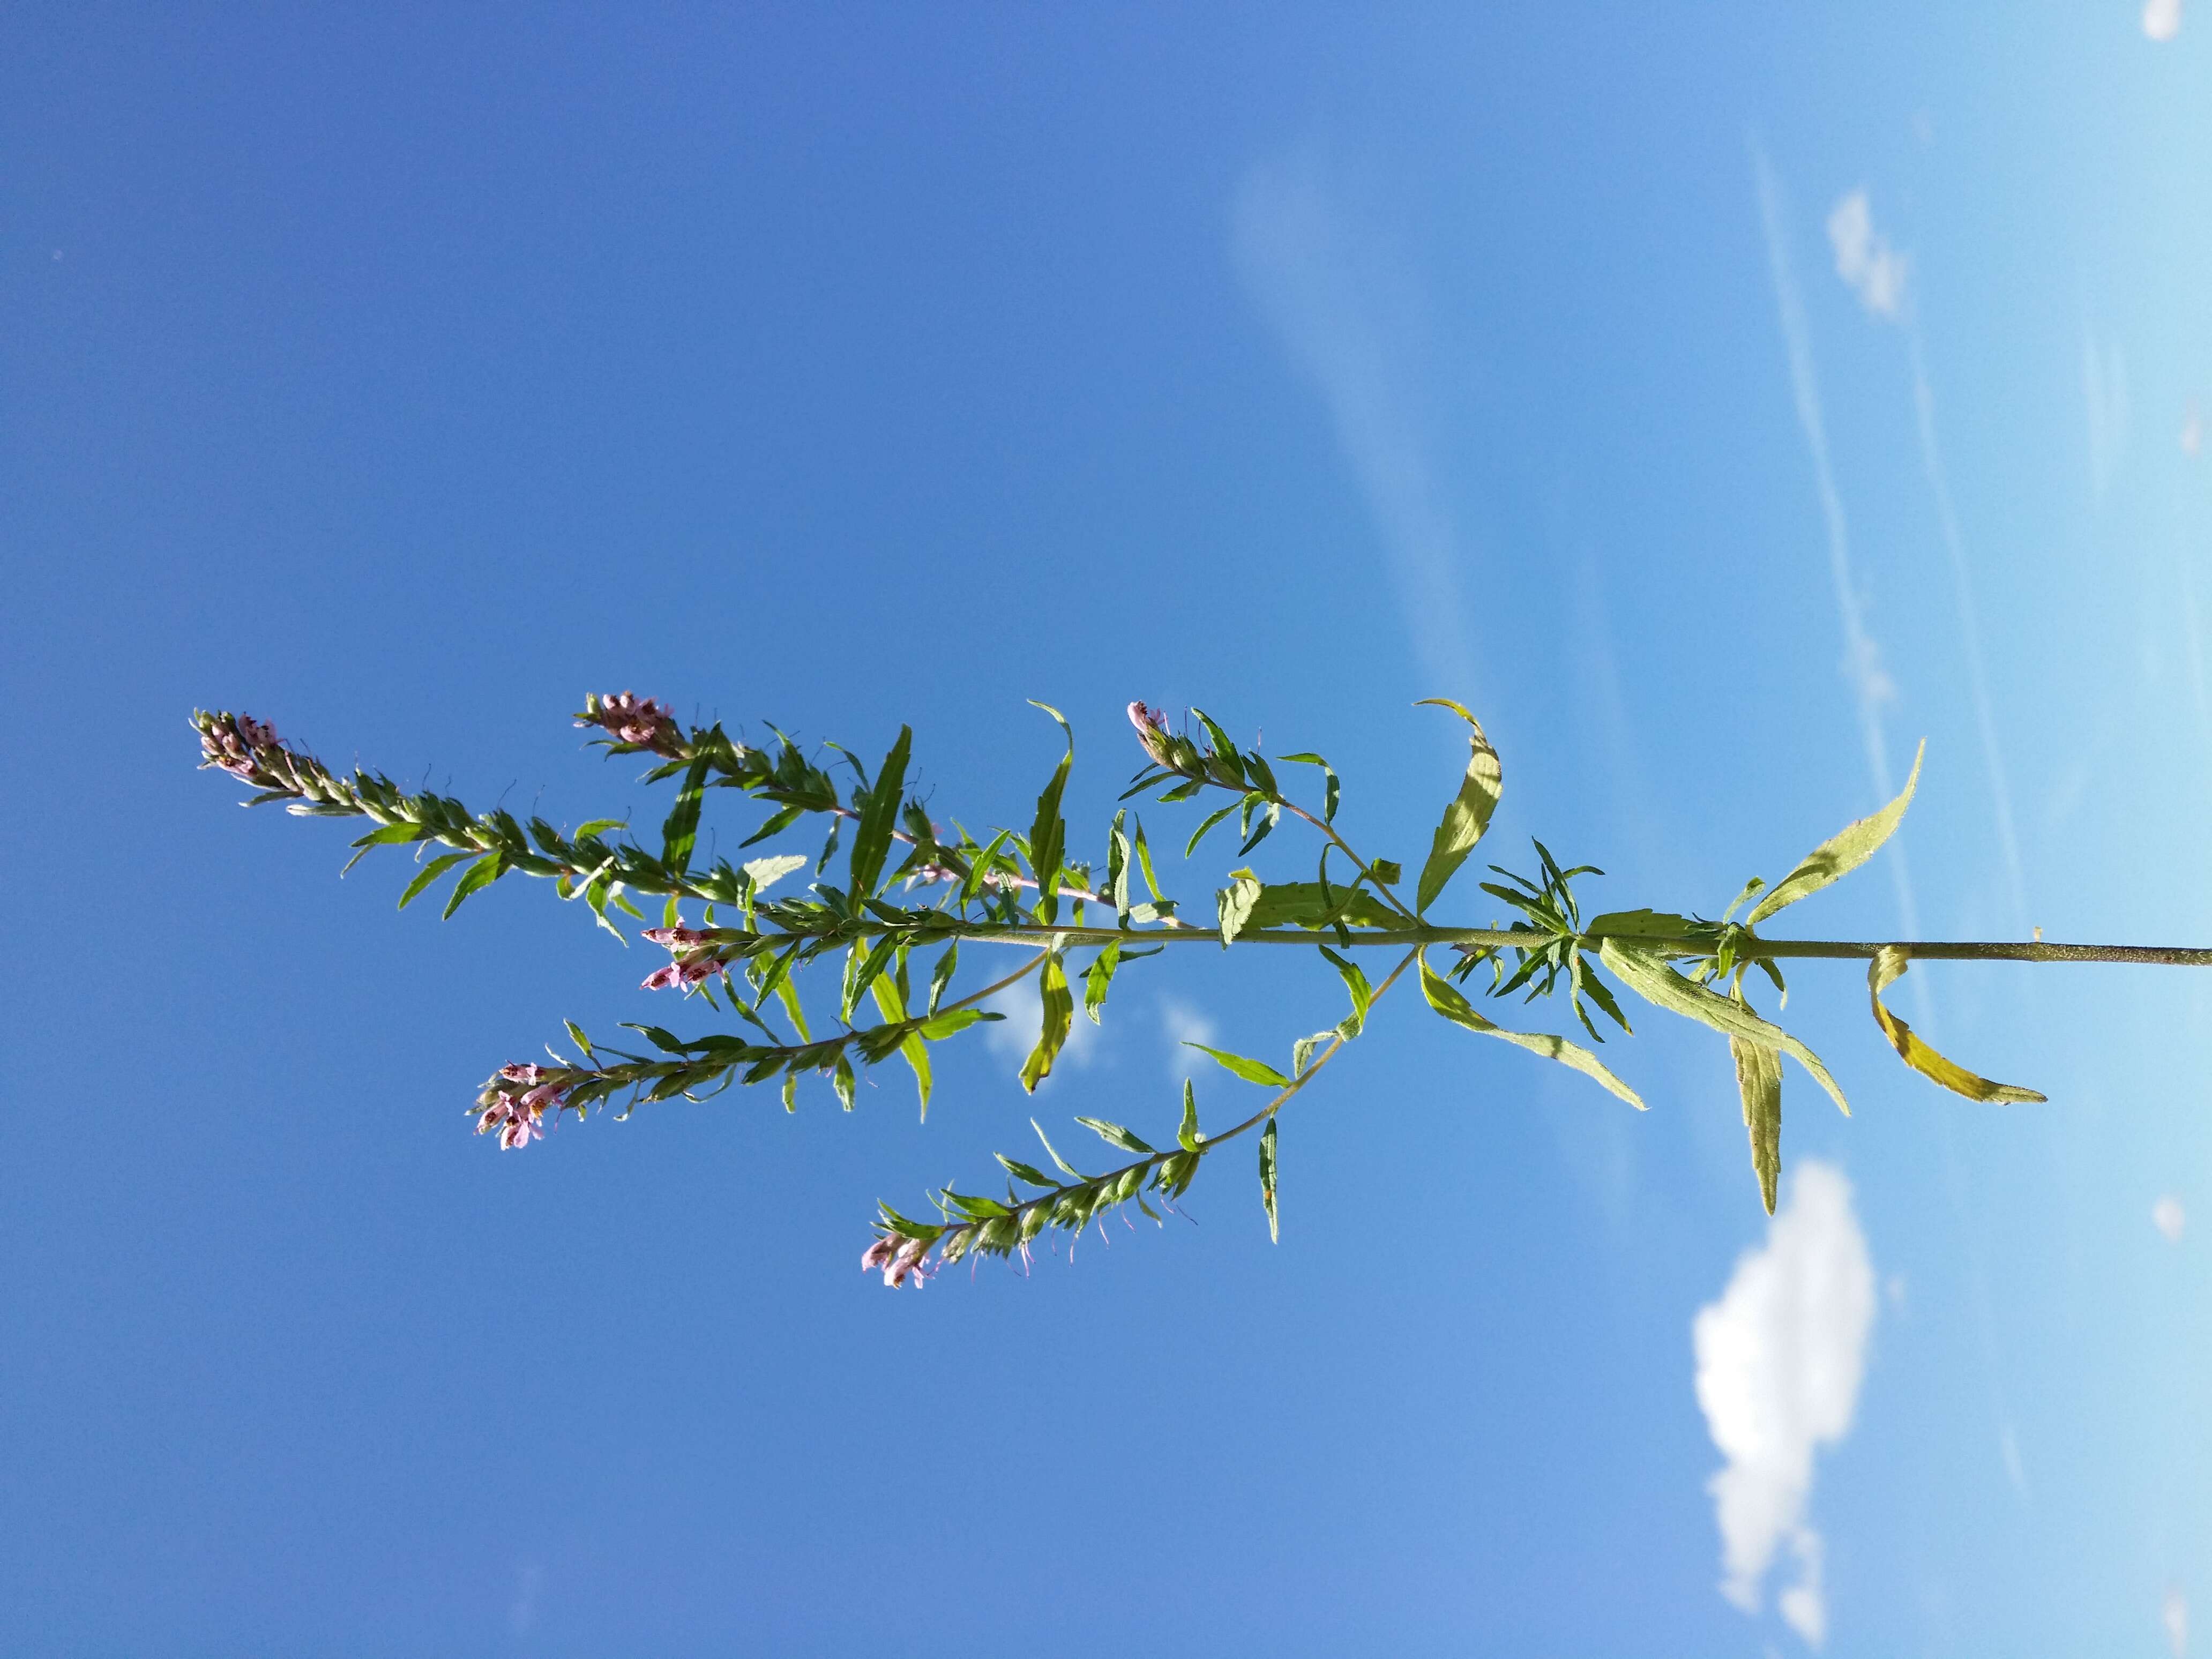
[1019,950,1074,1093]
[1259,1117,1279,1243]
[1868,947,2045,1103]
[1747,741,1924,925]
[1730,1036,1782,1216]
[1413,699,1503,915]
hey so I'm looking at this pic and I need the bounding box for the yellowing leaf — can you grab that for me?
[1413,699,1504,915]
[1418,954,1645,1108]
[1730,1036,1782,1216]
[1867,947,2045,1103]
[1746,741,1924,925]
[1019,950,1074,1094]
[1597,938,1848,1116]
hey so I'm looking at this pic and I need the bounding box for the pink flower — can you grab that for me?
[578,691,679,754]
[861,1234,936,1288]
[640,955,723,991]
[476,1064,574,1149]
[641,925,716,950]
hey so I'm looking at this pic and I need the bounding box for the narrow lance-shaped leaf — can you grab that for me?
[847,726,911,900]
[1730,1036,1783,1216]
[1597,939,1848,1115]
[1417,954,1645,1108]
[1319,944,1372,1036]
[1258,1117,1279,1243]
[1867,947,2046,1103]
[1082,938,1120,1024]
[397,850,472,911]
[1186,1043,1292,1089]
[1746,741,1924,924]
[1027,702,1073,925]
[1177,1080,1202,1152]
[1019,948,1074,1093]
[442,851,506,919]
[870,975,933,1119]
[1412,698,1504,915]
[660,754,711,875]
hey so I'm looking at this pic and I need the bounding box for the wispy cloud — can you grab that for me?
[1750,146,1922,943]
[1232,157,1479,696]
[2084,333,2131,498]
[1693,1161,1876,1649]
[1824,181,2028,929]
[1159,997,1219,1081]
[2145,0,2184,42]
[1826,190,1910,321]
[2165,1585,2189,1656]
[2155,1194,2187,1243]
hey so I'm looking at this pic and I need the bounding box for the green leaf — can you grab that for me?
[660,755,711,875]
[442,851,506,919]
[572,818,629,840]
[1746,740,1924,924]
[1185,799,1243,858]
[1076,1116,1155,1155]
[1730,1036,1783,1216]
[1868,947,2045,1103]
[814,814,842,876]
[1243,882,1403,932]
[1186,1043,1292,1089]
[1417,954,1646,1108]
[832,1053,856,1111]
[1596,939,1846,1115]
[871,975,933,1119]
[917,1007,993,1040]
[563,1020,593,1059]
[1370,859,1403,886]
[1412,699,1504,915]
[1019,950,1074,1093]
[1279,752,1339,822]
[1217,869,1262,947]
[1291,1030,1334,1077]
[742,853,808,893]
[1191,708,1247,784]
[1132,818,1163,901]
[1318,945,1372,1036]
[848,726,911,900]
[1177,1080,1202,1151]
[1027,703,1074,925]
[1032,1117,1086,1179]
[1259,1117,1279,1243]
[397,851,471,911]
[926,941,959,1015]
[1082,938,1120,1024]
[996,1154,1057,1188]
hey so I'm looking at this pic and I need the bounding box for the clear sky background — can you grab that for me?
[6,5,2211,1654]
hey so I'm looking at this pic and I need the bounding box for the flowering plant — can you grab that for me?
[196,693,2200,1288]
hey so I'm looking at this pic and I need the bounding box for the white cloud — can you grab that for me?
[2166,1586,2189,1656]
[1159,997,1219,1080]
[2155,1194,2187,1242]
[1231,158,1479,697]
[2145,0,2184,42]
[1826,189,1910,322]
[2084,334,2131,498]
[1752,146,1925,948]
[982,975,1098,1080]
[1694,1160,1876,1648]
[2183,404,2202,458]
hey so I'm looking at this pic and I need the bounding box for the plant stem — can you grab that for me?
[936,924,2212,966]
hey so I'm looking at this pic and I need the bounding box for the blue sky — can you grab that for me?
[6,5,2211,1653]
